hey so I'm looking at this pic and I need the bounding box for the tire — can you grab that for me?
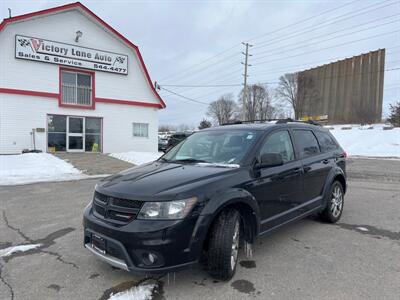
[207,209,241,281]
[320,181,344,223]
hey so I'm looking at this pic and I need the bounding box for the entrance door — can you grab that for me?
[67,116,84,152]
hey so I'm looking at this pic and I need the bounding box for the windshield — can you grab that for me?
[159,130,261,165]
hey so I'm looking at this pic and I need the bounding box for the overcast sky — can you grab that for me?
[1,0,399,128]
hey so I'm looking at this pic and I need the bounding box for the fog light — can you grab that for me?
[143,252,158,265]
[148,253,156,264]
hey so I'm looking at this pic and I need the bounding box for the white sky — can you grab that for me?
[1,0,399,127]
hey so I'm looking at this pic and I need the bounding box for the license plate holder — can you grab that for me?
[91,234,106,254]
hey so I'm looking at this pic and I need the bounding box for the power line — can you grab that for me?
[255,67,400,86]
[245,0,362,43]
[160,1,396,91]
[161,51,242,84]
[159,87,209,105]
[157,0,366,84]
[158,83,243,88]
[252,0,397,51]
[251,15,399,61]
[253,29,400,66]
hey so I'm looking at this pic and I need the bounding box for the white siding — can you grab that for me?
[0,9,160,104]
[0,7,163,154]
[0,94,158,154]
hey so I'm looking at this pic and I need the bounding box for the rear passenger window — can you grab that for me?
[314,131,339,152]
[292,130,320,158]
[260,130,295,163]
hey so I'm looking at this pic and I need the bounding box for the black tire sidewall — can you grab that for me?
[207,209,241,281]
[322,181,344,223]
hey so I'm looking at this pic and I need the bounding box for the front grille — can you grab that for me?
[93,192,143,224]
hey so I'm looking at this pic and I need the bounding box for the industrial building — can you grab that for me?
[296,49,385,124]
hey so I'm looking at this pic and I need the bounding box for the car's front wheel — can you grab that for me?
[320,181,344,223]
[206,209,240,281]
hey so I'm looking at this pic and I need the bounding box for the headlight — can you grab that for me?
[137,197,197,220]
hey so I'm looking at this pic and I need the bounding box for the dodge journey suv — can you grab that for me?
[83,120,346,280]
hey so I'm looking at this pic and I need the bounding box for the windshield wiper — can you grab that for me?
[169,158,208,164]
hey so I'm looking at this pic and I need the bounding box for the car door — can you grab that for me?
[247,129,304,232]
[291,129,332,208]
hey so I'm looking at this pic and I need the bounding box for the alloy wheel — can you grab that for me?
[330,185,343,218]
[230,220,240,270]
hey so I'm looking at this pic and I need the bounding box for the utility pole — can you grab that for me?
[241,42,252,121]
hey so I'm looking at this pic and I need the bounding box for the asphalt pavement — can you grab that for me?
[0,158,399,300]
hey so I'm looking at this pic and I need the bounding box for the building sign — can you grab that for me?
[15,35,128,75]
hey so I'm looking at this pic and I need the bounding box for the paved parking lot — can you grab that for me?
[0,158,399,300]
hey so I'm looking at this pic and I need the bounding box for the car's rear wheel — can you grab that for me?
[206,209,240,281]
[320,181,344,223]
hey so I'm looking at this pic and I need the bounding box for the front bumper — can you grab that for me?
[83,204,210,274]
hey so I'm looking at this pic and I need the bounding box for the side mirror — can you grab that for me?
[257,153,283,169]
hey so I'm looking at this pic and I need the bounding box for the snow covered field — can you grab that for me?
[0,153,87,185]
[109,151,162,165]
[328,124,400,157]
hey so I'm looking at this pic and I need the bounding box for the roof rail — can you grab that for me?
[221,118,321,126]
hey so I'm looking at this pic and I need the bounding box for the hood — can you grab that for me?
[96,161,239,200]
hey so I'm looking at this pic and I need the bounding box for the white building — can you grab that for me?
[0,2,166,154]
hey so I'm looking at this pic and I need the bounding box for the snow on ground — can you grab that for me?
[0,244,42,258]
[108,284,155,300]
[328,124,400,157]
[0,153,87,185]
[109,151,162,165]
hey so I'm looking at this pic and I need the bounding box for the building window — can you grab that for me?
[61,71,92,106]
[85,117,102,152]
[133,123,149,137]
[47,115,102,152]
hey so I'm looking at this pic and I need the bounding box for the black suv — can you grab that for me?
[83,121,346,280]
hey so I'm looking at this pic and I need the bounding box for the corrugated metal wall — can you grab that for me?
[297,49,385,124]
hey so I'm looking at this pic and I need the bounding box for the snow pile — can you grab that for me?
[110,151,162,165]
[328,124,400,157]
[108,284,155,300]
[0,244,42,257]
[0,153,85,185]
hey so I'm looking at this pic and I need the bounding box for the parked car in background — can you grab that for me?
[166,132,191,150]
[83,120,347,281]
[158,137,168,152]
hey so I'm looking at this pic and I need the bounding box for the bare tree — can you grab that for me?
[158,124,177,132]
[276,73,299,119]
[207,94,238,125]
[198,119,212,130]
[276,73,319,119]
[238,84,276,121]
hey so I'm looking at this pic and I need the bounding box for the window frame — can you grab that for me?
[46,113,103,153]
[132,122,149,138]
[291,129,321,159]
[59,67,95,110]
[314,130,339,153]
[257,129,297,164]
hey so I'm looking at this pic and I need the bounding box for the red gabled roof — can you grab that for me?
[0,2,166,108]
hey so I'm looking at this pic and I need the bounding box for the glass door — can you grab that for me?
[67,116,84,152]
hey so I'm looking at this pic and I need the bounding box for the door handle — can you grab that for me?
[322,159,329,164]
[292,167,302,174]
[304,166,312,173]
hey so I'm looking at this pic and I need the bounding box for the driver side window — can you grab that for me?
[260,130,295,163]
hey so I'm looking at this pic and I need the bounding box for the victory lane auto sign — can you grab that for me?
[15,35,128,75]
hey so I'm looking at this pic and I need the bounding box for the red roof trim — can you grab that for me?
[0,87,58,98]
[0,2,166,108]
[0,87,163,108]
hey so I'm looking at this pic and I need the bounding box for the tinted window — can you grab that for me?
[315,131,339,152]
[260,130,295,163]
[293,130,320,158]
[161,130,261,165]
